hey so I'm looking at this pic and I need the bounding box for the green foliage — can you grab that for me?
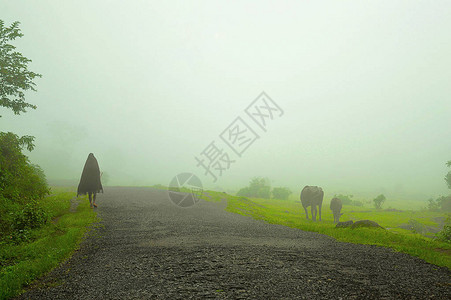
[445,172,451,190]
[373,194,386,209]
[353,200,363,207]
[0,20,42,117]
[428,198,441,211]
[0,132,49,242]
[436,217,451,243]
[14,199,49,230]
[442,196,451,212]
[445,160,451,190]
[0,191,97,299]
[237,177,271,199]
[272,187,291,200]
[408,219,426,235]
[427,196,451,212]
[4,198,49,243]
[334,194,353,205]
[333,194,363,206]
[0,132,49,202]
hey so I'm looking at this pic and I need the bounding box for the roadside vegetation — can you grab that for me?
[200,190,451,269]
[0,133,50,243]
[0,188,96,300]
[0,22,98,299]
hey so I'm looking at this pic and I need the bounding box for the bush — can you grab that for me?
[427,196,451,212]
[14,199,49,231]
[436,216,451,243]
[353,200,363,207]
[272,187,291,200]
[436,225,451,243]
[427,198,440,211]
[0,132,49,203]
[334,194,354,205]
[408,219,426,234]
[0,132,49,242]
[445,160,451,189]
[237,177,271,199]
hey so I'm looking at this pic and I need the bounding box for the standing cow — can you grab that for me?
[300,186,324,221]
[330,197,343,223]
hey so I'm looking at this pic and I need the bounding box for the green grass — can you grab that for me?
[201,190,451,269]
[0,187,97,300]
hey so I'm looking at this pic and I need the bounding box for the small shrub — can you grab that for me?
[436,225,451,243]
[14,199,49,231]
[408,219,426,234]
[353,200,363,207]
[272,187,291,200]
[436,216,451,243]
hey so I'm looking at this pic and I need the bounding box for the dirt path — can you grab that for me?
[18,187,450,299]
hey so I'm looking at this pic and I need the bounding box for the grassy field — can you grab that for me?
[0,187,97,300]
[200,190,451,269]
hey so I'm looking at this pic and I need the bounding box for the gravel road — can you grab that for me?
[18,187,450,299]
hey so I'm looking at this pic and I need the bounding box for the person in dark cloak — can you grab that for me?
[77,153,103,208]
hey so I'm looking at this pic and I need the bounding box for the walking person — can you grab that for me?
[77,153,103,208]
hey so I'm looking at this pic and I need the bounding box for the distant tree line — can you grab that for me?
[237,177,292,200]
[427,196,451,212]
[333,194,363,207]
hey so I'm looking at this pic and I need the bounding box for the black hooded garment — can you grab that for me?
[77,153,103,196]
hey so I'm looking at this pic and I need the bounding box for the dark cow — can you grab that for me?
[77,153,103,208]
[300,186,324,221]
[330,197,343,223]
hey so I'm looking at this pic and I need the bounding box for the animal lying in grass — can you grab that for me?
[300,185,324,221]
[335,220,385,229]
[330,197,343,223]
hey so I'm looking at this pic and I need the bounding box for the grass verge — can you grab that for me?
[201,190,451,270]
[0,188,97,299]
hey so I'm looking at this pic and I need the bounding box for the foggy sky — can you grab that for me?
[2,1,450,201]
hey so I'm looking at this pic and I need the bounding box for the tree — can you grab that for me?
[272,187,292,200]
[333,194,354,205]
[373,194,386,209]
[0,22,48,243]
[445,160,451,190]
[237,177,271,199]
[0,20,42,117]
[428,195,451,212]
[427,198,441,211]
